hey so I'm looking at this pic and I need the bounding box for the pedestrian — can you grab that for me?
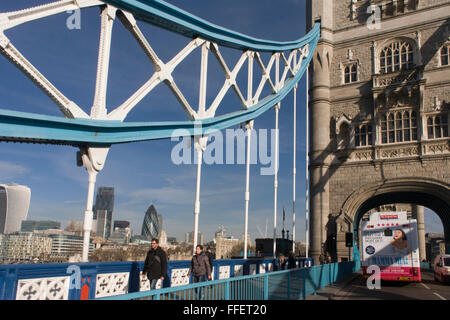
[319,254,325,265]
[326,252,332,264]
[287,250,296,269]
[206,247,215,280]
[278,253,287,270]
[142,238,168,290]
[188,245,211,299]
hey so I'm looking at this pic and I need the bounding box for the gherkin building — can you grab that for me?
[141,204,162,240]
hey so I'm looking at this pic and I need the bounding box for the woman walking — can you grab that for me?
[188,245,211,299]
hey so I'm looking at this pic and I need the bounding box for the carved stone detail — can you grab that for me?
[380,146,419,158]
[427,142,450,154]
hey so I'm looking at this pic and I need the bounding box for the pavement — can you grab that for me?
[305,270,363,300]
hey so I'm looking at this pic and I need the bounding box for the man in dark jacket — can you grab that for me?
[205,247,215,279]
[188,245,211,299]
[142,238,167,290]
[287,251,296,269]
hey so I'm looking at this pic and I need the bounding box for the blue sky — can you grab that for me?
[0,0,443,243]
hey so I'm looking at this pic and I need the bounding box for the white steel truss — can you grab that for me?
[0,1,309,123]
[0,0,310,261]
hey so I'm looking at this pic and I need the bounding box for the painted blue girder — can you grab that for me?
[101,0,317,52]
[0,0,320,147]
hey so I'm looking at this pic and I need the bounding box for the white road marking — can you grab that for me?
[433,292,446,300]
[420,283,430,290]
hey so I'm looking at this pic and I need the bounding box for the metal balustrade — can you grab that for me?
[98,261,359,300]
[0,257,313,300]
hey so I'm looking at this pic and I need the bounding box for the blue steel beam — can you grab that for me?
[0,0,320,147]
[101,0,316,52]
[0,41,317,146]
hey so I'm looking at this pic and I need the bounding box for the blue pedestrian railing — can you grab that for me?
[0,257,313,300]
[420,262,432,270]
[98,261,359,300]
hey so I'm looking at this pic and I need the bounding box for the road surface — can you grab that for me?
[332,269,450,300]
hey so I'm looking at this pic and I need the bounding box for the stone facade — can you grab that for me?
[307,0,450,263]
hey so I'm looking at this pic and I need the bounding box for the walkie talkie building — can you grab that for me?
[0,184,31,234]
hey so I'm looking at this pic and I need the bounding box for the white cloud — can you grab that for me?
[128,187,194,206]
[0,161,29,180]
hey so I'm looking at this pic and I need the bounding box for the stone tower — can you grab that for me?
[307,0,450,264]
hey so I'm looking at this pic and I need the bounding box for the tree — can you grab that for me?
[230,242,255,258]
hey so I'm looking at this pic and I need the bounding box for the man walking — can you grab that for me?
[142,238,167,290]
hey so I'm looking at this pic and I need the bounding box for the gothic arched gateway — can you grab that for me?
[307,0,450,264]
[336,177,450,261]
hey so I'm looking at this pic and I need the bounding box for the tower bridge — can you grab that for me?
[307,0,450,264]
[0,0,449,301]
[0,0,319,262]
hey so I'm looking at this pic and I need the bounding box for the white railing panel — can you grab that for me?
[16,276,70,300]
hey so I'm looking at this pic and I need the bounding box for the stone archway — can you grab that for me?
[335,177,450,261]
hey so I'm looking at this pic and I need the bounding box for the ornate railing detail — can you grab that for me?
[16,276,70,300]
[95,272,129,298]
[169,267,190,287]
[218,265,230,279]
[0,258,313,300]
[234,265,244,277]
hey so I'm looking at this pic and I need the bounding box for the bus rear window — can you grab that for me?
[444,258,450,267]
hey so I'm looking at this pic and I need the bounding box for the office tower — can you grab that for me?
[0,184,31,234]
[93,187,114,239]
[95,210,112,239]
[0,233,52,263]
[109,227,132,244]
[110,221,132,244]
[185,231,203,245]
[141,204,162,240]
[21,220,60,232]
[113,220,130,230]
[49,233,94,258]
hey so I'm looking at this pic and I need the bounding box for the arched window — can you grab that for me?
[344,63,358,84]
[338,122,351,149]
[441,45,449,66]
[428,114,449,139]
[380,41,414,73]
[355,123,373,147]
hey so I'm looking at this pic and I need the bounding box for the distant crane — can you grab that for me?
[265,218,268,238]
[256,225,264,238]
[256,218,269,238]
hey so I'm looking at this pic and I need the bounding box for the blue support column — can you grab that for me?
[263,275,269,300]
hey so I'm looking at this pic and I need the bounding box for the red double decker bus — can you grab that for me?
[362,211,421,282]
